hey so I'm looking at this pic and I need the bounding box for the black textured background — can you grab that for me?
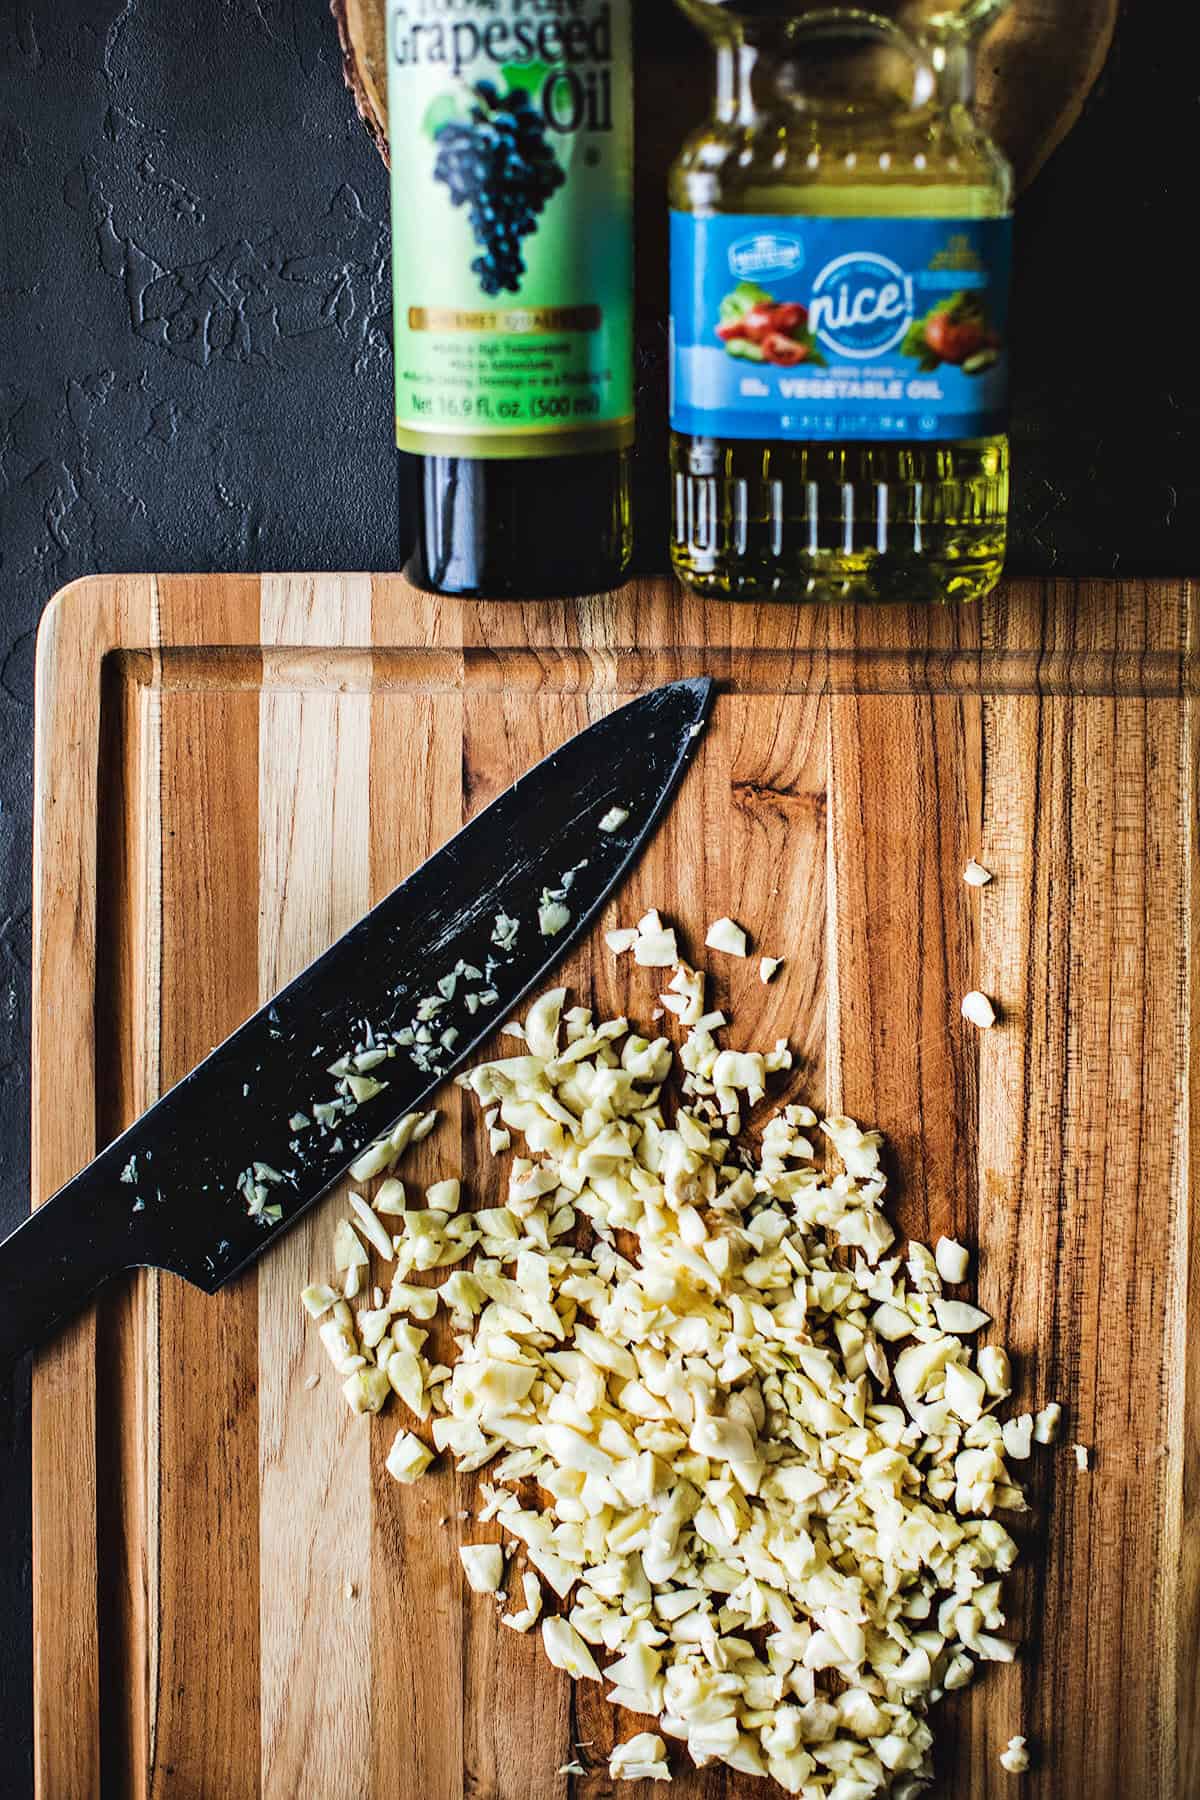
[0,0,1193,1785]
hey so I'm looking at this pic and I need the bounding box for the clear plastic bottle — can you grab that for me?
[670,0,1013,603]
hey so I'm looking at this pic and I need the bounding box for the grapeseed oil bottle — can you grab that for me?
[670,0,1013,603]
[387,2,633,598]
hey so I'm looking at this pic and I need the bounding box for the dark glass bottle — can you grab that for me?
[403,448,631,599]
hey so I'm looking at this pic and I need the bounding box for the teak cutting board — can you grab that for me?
[31,575,1199,1800]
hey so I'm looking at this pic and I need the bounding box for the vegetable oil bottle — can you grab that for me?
[387,1,634,598]
[670,0,1012,603]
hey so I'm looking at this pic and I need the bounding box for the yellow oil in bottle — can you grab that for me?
[670,1,1012,603]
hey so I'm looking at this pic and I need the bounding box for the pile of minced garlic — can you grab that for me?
[301,912,1058,1794]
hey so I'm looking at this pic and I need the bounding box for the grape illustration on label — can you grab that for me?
[427,74,566,298]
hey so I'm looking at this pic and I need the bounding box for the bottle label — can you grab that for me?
[387,0,634,459]
[670,213,1011,442]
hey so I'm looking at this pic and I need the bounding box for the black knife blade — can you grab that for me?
[4,676,713,1363]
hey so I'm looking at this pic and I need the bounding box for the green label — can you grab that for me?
[387,0,634,459]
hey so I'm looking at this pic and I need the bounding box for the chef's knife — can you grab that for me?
[2,676,713,1363]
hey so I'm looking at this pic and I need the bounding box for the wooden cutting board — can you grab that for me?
[30,574,1199,1800]
[330,0,1119,193]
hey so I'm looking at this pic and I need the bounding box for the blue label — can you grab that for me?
[670,213,1011,442]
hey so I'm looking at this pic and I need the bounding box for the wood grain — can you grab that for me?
[152,678,263,1799]
[257,576,375,1800]
[31,578,116,1800]
[367,678,468,1800]
[330,0,1117,191]
[30,574,1198,1800]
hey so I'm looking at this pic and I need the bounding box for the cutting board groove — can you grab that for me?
[30,574,1199,1800]
[106,642,1200,697]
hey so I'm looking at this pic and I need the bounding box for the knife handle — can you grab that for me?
[0,1167,142,1364]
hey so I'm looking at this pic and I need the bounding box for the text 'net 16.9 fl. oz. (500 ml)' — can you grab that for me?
[388,0,634,598]
[670,0,1014,604]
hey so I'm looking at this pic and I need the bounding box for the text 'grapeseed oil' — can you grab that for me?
[388,1,633,598]
[670,0,1013,604]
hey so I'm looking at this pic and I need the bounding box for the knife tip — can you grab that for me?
[667,672,716,712]
[676,673,716,735]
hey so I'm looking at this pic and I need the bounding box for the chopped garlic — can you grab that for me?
[542,1616,602,1682]
[385,1429,434,1484]
[1000,1735,1030,1773]
[660,962,705,1026]
[1073,1442,1091,1470]
[501,1571,543,1633]
[873,1301,914,1342]
[964,859,994,887]
[606,927,638,953]
[301,940,1058,1800]
[301,1283,339,1319]
[388,1279,439,1321]
[711,1049,765,1093]
[492,913,519,951]
[1002,1414,1034,1460]
[633,909,680,967]
[426,1178,461,1214]
[758,955,782,983]
[343,1366,390,1415]
[349,1193,396,1261]
[1034,1403,1062,1444]
[318,1316,362,1375]
[459,1543,505,1594]
[610,1733,671,1781]
[347,1072,387,1104]
[374,1179,407,1216]
[935,1297,991,1334]
[599,806,630,833]
[333,1218,368,1272]
[347,1141,390,1183]
[357,1307,392,1350]
[635,933,678,967]
[978,1344,1013,1399]
[524,988,564,1058]
[705,915,748,957]
[539,899,571,937]
[348,1109,436,1184]
[961,990,997,1028]
[935,1236,970,1285]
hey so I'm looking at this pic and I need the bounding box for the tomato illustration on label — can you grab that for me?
[716,282,826,367]
[902,290,1001,374]
[671,213,1012,443]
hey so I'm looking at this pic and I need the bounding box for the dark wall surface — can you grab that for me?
[0,0,1192,1785]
